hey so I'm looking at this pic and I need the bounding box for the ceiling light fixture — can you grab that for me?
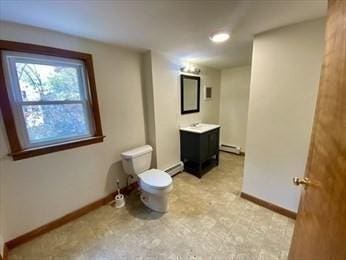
[209,32,230,43]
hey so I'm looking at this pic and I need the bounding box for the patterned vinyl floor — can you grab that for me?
[9,152,295,260]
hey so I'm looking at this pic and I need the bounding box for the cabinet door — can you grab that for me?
[208,130,219,156]
[180,131,200,161]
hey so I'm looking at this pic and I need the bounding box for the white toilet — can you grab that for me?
[121,145,173,213]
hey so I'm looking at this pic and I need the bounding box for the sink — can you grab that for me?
[180,123,220,134]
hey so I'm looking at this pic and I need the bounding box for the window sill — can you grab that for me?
[9,135,105,160]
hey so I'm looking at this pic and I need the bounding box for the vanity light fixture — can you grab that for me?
[209,32,230,43]
[180,63,201,74]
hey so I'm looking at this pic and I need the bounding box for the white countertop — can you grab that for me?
[180,123,220,134]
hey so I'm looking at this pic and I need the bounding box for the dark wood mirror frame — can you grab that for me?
[180,74,200,114]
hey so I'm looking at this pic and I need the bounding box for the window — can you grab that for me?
[0,41,104,160]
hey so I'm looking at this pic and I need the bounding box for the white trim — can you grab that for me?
[3,51,85,67]
[18,100,84,105]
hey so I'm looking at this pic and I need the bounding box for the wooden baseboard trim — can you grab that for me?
[5,182,138,251]
[240,192,297,220]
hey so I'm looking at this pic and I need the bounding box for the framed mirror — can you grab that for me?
[181,74,200,114]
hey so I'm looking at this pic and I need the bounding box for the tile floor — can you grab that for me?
[9,152,295,260]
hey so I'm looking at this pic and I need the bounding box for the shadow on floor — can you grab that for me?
[124,190,164,220]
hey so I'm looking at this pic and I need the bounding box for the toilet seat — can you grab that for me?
[138,169,172,190]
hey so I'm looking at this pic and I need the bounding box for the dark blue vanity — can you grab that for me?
[180,124,220,178]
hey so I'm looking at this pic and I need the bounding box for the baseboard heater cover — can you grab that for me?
[164,161,184,176]
[219,144,241,155]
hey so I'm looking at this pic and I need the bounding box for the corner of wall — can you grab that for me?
[0,234,4,259]
[219,65,251,151]
[242,18,325,212]
[149,51,181,169]
[141,51,158,167]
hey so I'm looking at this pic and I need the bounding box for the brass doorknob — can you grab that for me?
[293,177,311,189]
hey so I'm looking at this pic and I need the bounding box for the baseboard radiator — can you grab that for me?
[219,144,241,155]
[164,161,184,176]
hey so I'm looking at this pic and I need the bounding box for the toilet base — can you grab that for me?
[140,190,169,213]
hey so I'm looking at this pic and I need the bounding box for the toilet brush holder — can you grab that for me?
[115,193,125,208]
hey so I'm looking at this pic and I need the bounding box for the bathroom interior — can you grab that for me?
[0,0,337,259]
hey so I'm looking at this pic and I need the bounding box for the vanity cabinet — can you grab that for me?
[180,127,220,178]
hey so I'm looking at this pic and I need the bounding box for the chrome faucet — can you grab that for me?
[191,122,199,127]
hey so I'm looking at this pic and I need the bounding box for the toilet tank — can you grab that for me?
[121,145,153,176]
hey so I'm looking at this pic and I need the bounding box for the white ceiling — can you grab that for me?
[0,0,327,69]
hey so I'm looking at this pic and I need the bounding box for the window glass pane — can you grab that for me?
[22,104,91,144]
[16,62,82,101]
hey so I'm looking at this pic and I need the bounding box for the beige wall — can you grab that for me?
[180,67,221,127]
[0,22,147,241]
[141,52,158,166]
[242,19,325,212]
[0,23,221,241]
[219,66,251,152]
[143,52,221,170]
[150,52,181,170]
[142,51,181,170]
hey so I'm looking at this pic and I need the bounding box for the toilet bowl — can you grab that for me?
[139,169,173,212]
[121,145,173,212]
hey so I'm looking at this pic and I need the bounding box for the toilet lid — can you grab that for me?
[139,169,172,189]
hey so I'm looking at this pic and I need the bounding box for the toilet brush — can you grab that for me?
[114,179,125,208]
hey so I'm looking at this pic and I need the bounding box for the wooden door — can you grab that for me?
[288,0,346,259]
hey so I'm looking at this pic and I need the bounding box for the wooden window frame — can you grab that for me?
[0,40,105,160]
